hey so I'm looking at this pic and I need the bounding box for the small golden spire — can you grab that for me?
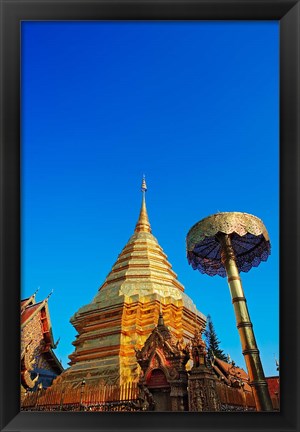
[134,175,151,233]
[158,310,164,327]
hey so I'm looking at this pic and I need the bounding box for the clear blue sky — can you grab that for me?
[21,21,279,377]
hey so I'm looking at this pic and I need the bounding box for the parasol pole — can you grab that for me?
[217,233,273,412]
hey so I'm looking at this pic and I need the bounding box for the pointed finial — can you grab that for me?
[135,175,151,233]
[54,337,60,349]
[141,174,147,192]
[33,286,40,298]
[45,289,54,302]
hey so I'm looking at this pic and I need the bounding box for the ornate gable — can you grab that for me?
[136,313,190,384]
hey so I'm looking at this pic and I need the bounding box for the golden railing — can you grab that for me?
[22,382,139,412]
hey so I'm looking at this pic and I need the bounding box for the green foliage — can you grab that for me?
[204,315,227,362]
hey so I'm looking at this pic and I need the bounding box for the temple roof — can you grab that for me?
[212,357,252,392]
[21,292,64,388]
[265,376,280,399]
[21,290,38,312]
[21,291,56,349]
[21,302,43,325]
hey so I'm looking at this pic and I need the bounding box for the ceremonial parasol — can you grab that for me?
[186,212,273,411]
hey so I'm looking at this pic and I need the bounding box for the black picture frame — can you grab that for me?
[1,1,299,431]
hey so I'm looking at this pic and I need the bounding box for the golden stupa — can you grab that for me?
[59,178,206,386]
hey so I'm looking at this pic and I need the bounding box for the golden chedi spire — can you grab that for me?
[134,175,151,233]
[65,177,205,389]
[98,174,185,294]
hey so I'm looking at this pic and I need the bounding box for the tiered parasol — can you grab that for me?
[186,212,273,411]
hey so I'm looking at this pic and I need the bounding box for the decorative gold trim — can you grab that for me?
[187,212,270,252]
[232,297,246,303]
[228,276,241,282]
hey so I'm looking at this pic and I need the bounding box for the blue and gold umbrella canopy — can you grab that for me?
[186,212,271,277]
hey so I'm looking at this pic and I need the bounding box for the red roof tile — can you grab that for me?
[266,376,280,397]
[214,357,248,379]
[21,302,43,325]
[213,357,252,392]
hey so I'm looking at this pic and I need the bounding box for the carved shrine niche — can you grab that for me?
[135,313,190,411]
[147,368,169,389]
